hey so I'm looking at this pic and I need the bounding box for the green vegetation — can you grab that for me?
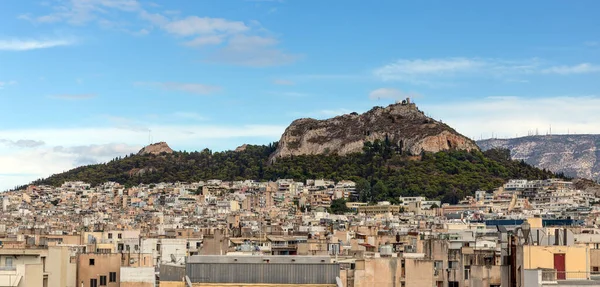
[329,198,351,214]
[30,140,559,204]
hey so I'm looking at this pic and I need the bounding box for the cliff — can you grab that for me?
[477,135,600,182]
[137,142,174,155]
[270,101,479,160]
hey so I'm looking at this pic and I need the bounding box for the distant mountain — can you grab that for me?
[477,135,600,182]
[271,100,478,160]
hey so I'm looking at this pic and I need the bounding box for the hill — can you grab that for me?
[30,142,557,204]
[271,100,478,160]
[477,135,600,182]
[24,102,565,204]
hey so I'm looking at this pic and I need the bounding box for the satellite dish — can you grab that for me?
[170,254,177,263]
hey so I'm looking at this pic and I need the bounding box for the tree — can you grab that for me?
[355,179,371,202]
[329,198,351,214]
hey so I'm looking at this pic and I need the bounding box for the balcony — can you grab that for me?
[528,269,600,286]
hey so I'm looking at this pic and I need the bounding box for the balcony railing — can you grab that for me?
[0,266,16,271]
[540,269,599,282]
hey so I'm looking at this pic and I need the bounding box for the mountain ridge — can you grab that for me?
[477,134,600,182]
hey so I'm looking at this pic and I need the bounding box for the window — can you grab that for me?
[118,233,122,239]
[90,279,98,287]
[134,245,139,251]
[5,257,13,267]
[449,261,458,269]
[109,272,117,282]
[464,265,470,279]
[108,233,112,239]
[89,258,95,266]
[99,275,106,286]
[594,267,599,273]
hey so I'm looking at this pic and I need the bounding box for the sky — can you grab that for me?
[1,0,599,190]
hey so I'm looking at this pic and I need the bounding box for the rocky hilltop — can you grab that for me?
[477,135,600,182]
[270,100,479,160]
[138,142,174,155]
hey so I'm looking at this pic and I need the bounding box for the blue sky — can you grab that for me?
[1,0,599,190]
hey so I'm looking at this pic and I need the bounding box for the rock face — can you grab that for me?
[138,142,174,155]
[235,144,248,152]
[477,135,600,182]
[270,101,479,160]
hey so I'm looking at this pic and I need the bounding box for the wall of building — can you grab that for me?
[353,257,403,287]
[21,264,43,287]
[77,253,121,287]
[47,246,77,287]
[522,245,589,280]
[590,249,600,272]
[469,265,502,287]
[404,258,435,287]
[121,266,155,287]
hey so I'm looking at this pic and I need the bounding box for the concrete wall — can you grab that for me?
[353,258,403,287]
[405,258,435,287]
[77,253,121,287]
[469,265,502,287]
[522,245,589,280]
[590,249,600,272]
[47,246,77,287]
[21,264,43,287]
[121,266,155,287]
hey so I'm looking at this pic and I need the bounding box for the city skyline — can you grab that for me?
[1,0,600,189]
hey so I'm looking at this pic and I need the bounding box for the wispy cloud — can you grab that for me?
[173,112,206,121]
[49,94,96,100]
[163,16,249,36]
[374,57,600,84]
[541,63,600,75]
[272,79,295,85]
[423,95,600,139]
[0,139,45,148]
[24,1,299,67]
[183,35,224,47]
[0,38,74,51]
[25,0,141,25]
[207,34,301,67]
[0,81,17,89]
[368,88,421,101]
[584,41,599,47]
[135,82,221,95]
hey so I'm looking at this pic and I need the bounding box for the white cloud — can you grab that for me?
[135,82,221,95]
[0,39,74,51]
[368,88,421,101]
[374,57,600,84]
[0,123,286,190]
[0,81,17,89]
[172,112,206,121]
[541,63,600,75]
[183,35,224,47]
[207,34,300,67]
[0,139,45,148]
[272,79,294,85]
[28,0,141,25]
[422,95,600,140]
[164,16,248,36]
